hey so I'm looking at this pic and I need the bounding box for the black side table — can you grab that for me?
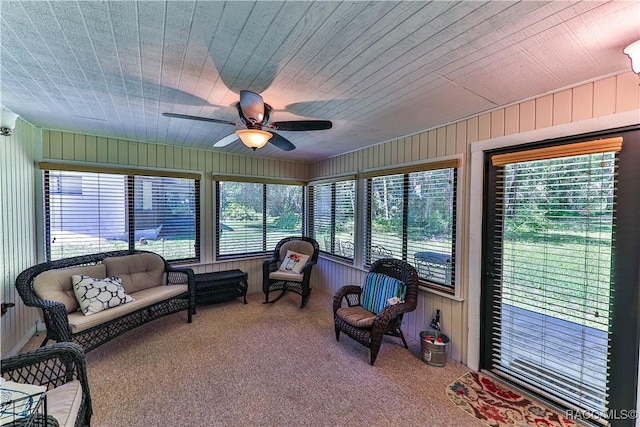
[194,269,248,306]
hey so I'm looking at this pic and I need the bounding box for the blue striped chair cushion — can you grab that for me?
[361,272,406,314]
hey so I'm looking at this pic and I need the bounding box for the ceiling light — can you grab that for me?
[0,107,19,136]
[235,129,272,150]
[623,40,640,74]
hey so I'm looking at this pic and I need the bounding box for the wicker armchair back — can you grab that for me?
[333,258,419,365]
[1,342,92,427]
[15,250,195,353]
[263,236,319,308]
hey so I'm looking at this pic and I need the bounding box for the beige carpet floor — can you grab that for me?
[27,291,484,426]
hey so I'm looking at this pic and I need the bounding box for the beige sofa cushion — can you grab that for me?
[33,264,106,313]
[67,285,187,333]
[47,380,83,427]
[103,253,165,293]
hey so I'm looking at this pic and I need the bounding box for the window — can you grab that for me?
[364,160,459,292]
[216,178,304,257]
[43,166,199,262]
[309,177,356,259]
[50,174,83,195]
[482,130,640,423]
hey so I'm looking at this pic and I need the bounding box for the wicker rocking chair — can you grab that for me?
[333,258,419,365]
[263,236,319,308]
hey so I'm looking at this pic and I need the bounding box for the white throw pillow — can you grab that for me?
[278,250,310,274]
[72,275,134,316]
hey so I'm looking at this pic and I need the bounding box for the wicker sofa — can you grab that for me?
[15,250,195,353]
[1,342,92,427]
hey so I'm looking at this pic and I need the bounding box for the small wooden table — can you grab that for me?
[194,269,248,306]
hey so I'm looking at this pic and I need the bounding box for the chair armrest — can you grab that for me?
[38,301,74,343]
[373,301,412,328]
[333,285,362,313]
[300,260,316,276]
[263,257,279,276]
[1,342,92,423]
[166,265,195,288]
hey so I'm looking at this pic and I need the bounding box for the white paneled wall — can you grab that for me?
[1,119,40,357]
[309,71,640,364]
[4,72,638,359]
[41,132,308,265]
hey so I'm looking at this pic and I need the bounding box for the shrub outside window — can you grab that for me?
[309,178,356,260]
[216,179,304,257]
[364,160,458,292]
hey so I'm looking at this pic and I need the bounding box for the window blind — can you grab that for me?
[365,165,457,291]
[216,180,303,257]
[309,178,356,259]
[489,147,618,419]
[44,170,199,262]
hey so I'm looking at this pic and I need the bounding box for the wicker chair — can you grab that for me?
[1,342,92,427]
[333,258,419,365]
[263,236,319,308]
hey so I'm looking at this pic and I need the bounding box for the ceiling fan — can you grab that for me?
[163,90,332,151]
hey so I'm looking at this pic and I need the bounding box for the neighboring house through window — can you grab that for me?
[43,165,199,262]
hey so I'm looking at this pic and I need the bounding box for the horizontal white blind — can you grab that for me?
[491,151,617,417]
[266,184,303,250]
[217,181,265,255]
[45,170,198,261]
[310,179,355,259]
[132,176,197,261]
[366,167,457,290]
[217,181,304,257]
[46,171,129,259]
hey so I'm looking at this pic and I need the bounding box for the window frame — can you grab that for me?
[308,174,357,262]
[480,127,640,423]
[363,156,463,296]
[214,176,306,260]
[41,163,201,263]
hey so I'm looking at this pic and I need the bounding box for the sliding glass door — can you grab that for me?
[481,127,640,425]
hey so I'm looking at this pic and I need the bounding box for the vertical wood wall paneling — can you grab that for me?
[593,76,617,117]
[490,110,505,139]
[535,94,553,129]
[553,89,572,126]
[97,137,108,163]
[310,72,639,365]
[616,72,640,112]
[13,72,639,361]
[85,135,97,162]
[1,119,39,357]
[504,105,519,136]
[572,83,594,122]
[519,99,536,132]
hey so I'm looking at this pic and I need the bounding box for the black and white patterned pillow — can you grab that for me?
[72,275,134,316]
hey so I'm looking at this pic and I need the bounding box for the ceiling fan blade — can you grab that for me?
[268,132,296,151]
[239,90,265,123]
[162,112,240,127]
[269,120,333,131]
[213,133,239,148]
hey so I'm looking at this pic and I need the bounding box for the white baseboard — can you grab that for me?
[3,324,38,358]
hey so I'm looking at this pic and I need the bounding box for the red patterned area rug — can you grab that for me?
[447,372,579,427]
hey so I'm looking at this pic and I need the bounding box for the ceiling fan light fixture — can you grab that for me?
[623,39,640,74]
[0,106,19,136]
[235,129,272,150]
